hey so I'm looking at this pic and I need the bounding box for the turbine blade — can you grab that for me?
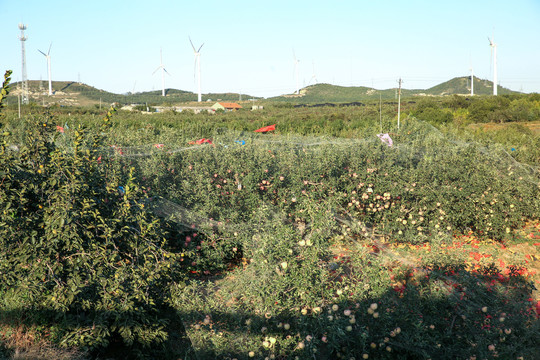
[164,68,171,76]
[48,42,52,55]
[198,43,204,52]
[38,49,47,56]
[152,66,161,75]
[189,37,196,52]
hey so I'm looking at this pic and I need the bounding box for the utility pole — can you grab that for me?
[397,78,403,130]
[379,92,382,133]
[470,67,474,96]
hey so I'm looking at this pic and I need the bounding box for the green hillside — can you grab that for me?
[268,83,414,103]
[425,76,518,96]
[7,80,257,106]
[6,76,522,107]
[269,77,520,103]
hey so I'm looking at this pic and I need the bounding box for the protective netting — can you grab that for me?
[129,118,538,263]
[9,117,539,358]
[66,118,536,358]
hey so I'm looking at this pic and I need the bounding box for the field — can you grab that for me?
[1,73,540,359]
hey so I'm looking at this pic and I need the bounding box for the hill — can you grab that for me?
[424,76,517,96]
[268,83,416,103]
[6,76,521,107]
[7,80,257,107]
[268,76,520,103]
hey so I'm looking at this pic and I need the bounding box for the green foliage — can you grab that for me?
[507,97,540,122]
[0,106,182,354]
[411,98,453,124]
[406,93,540,125]
[467,96,508,123]
[132,120,537,253]
[0,70,12,117]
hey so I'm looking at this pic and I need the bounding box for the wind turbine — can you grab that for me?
[153,48,170,97]
[470,66,474,96]
[293,50,300,95]
[190,37,204,102]
[38,43,53,96]
[488,35,497,96]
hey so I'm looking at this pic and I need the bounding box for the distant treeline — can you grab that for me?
[291,94,539,124]
[410,93,540,124]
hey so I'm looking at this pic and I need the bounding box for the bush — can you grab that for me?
[468,96,512,123]
[0,83,182,354]
[412,98,453,124]
[507,97,540,122]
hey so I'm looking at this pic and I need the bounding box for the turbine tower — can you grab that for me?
[152,48,170,97]
[189,37,204,102]
[470,66,474,96]
[488,35,497,96]
[38,43,53,96]
[293,50,300,95]
[18,23,29,104]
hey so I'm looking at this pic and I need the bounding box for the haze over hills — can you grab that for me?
[7,76,522,107]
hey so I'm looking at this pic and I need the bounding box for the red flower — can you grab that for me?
[56,125,65,133]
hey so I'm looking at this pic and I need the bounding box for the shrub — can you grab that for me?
[412,98,453,124]
[0,77,181,354]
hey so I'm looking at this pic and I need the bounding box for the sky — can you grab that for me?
[1,0,539,98]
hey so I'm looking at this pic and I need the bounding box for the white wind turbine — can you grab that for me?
[190,37,204,102]
[38,43,53,96]
[488,35,497,96]
[153,48,170,97]
[293,50,300,95]
[470,66,474,96]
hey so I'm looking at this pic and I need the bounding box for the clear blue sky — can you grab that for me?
[1,0,539,98]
